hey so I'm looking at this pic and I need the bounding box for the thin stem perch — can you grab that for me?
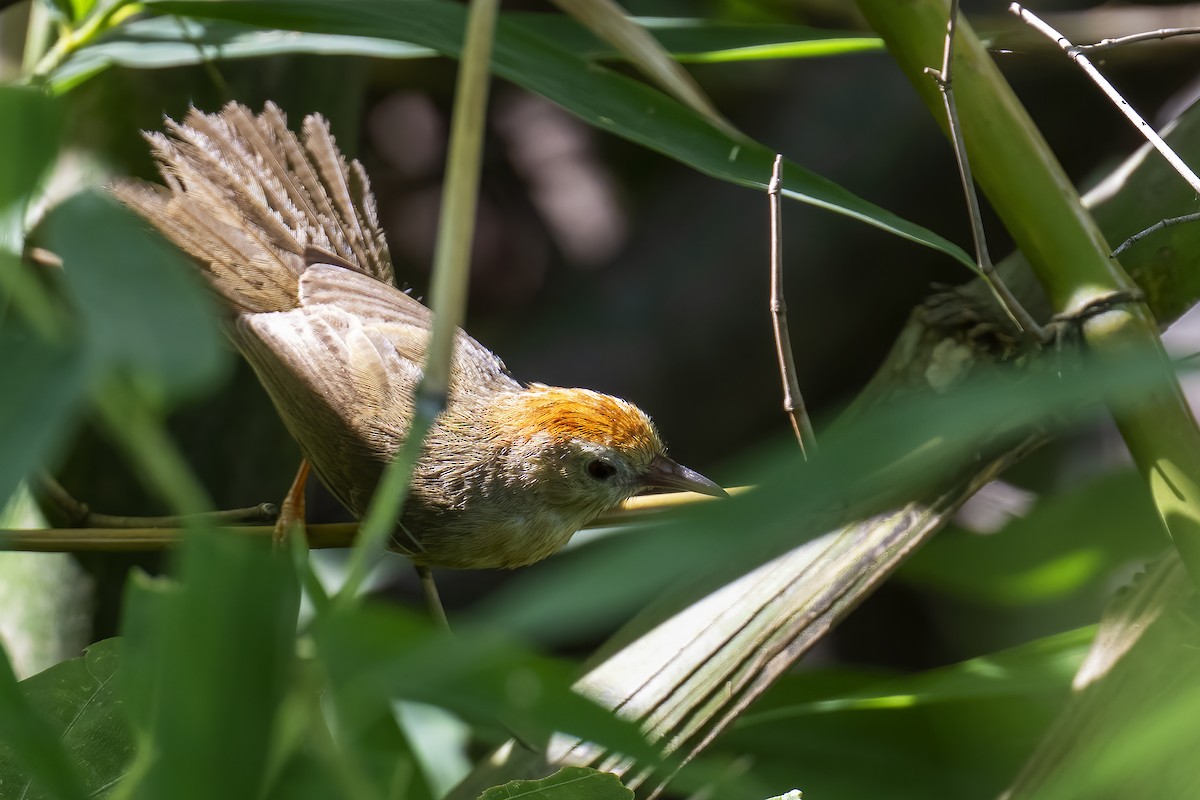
[767,155,817,458]
[1011,3,1200,197]
[927,0,1045,341]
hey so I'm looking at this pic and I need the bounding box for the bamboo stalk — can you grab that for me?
[857,0,1200,588]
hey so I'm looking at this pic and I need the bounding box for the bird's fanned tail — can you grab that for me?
[112,101,394,315]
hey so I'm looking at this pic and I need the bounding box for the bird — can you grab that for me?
[113,101,726,586]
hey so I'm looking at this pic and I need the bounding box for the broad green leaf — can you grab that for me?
[0,640,88,800]
[478,766,633,800]
[115,0,972,269]
[0,327,88,510]
[119,532,299,800]
[37,191,227,402]
[0,639,133,800]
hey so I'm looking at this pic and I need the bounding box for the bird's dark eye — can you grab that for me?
[587,459,617,481]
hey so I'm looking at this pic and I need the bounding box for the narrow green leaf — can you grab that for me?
[0,639,134,800]
[111,0,971,268]
[119,533,299,800]
[478,766,633,800]
[37,191,227,402]
[902,470,1167,605]
[0,640,89,800]
[51,14,881,94]
[511,15,883,62]
[48,17,436,93]
[0,327,88,510]
[549,0,731,134]
[0,87,62,238]
[738,626,1092,726]
[0,87,66,339]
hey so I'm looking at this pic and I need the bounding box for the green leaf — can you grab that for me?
[0,88,67,338]
[0,639,134,800]
[0,640,89,800]
[737,626,1091,725]
[51,15,882,93]
[311,604,657,765]
[118,532,300,800]
[512,16,882,62]
[902,470,1168,605]
[49,16,436,93]
[0,327,88,510]
[93,0,971,269]
[0,87,62,243]
[703,628,1091,798]
[37,190,227,402]
[478,766,633,800]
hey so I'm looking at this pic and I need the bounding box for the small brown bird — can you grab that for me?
[115,102,724,572]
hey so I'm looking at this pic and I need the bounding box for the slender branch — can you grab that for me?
[926,0,1045,342]
[0,489,744,553]
[1113,212,1200,257]
[1075,26,1200,53]
[767,154,817,458]
[33,472,276,528]
[1011,3,1200,197]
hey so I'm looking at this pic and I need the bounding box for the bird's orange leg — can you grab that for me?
[273,459,311,549]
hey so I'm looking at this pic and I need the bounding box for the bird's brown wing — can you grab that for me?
[297,263,519,398]
[230,264,519,513]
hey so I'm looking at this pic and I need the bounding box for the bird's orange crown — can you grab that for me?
[509,385,663,455]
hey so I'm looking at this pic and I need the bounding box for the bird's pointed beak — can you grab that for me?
[641,455,728,498]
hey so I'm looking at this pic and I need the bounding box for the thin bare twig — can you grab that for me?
[33,472,277,528]
[1113,212,1200,256]
[1075,26,1200,53]
[1011,3,1200,198]
[767,155,817,458]
[926,0,1046,342]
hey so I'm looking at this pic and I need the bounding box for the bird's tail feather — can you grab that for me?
[112,101,393,315]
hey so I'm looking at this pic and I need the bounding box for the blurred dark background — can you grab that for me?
[38,0,1200,668]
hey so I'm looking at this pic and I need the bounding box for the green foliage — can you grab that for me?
[903,470,1167,605]
[477,766,633,800]
[0,639,90,800]
[39,191,227,402]
[711,629,1092,799]
[3,1,1200,799]
[0,335,87,512]
[0,639,129,800]
[56,0,973,271]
